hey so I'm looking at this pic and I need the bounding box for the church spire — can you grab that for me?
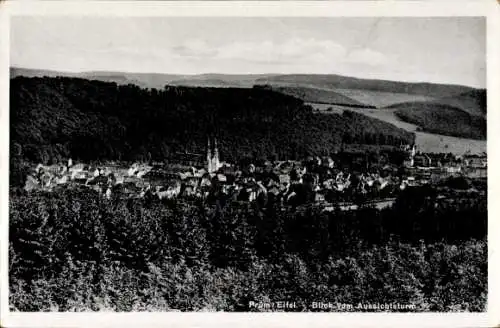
[213,137,220,172]
[207,137,212,173]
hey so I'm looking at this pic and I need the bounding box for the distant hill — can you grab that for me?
[253,74,483,110]
[10,67,191,89]
[12,67,480,98]
[11,67,83,79]
[10,68,276,89]
[255,74,476,98]
[12,67,485,122]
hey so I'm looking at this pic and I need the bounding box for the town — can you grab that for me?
[24,137,487,211]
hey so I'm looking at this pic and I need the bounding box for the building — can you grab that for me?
[414,153,432,167]
[207,137,222,173]
[402,144,417,167]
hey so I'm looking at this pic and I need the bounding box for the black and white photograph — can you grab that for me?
[1,1,498,326]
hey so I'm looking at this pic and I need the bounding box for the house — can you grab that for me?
[24,175,40,192]
[55,175,68,185]
[446,166,462,174]
[279,174,290,187]
[406,176,418,187]
[216,173,227,183]
[195,168,208,177]
[200,175,212,188]
[128,166,138,177]
[71,170,88,180]
[335,181,349,192]
[248,188,257,202]
[464,155,487,168]
[403,159,414,168]
[268,185,280,196]
[378,177,389,190]
[91,168,100,177]
[113,174,125,185]
[315,192,326,203]
[466,167,487,178]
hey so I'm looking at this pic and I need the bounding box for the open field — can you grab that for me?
[308,102,487,155]
[267,85,371,108]
[333,88,436,108]
[254,81,437,108]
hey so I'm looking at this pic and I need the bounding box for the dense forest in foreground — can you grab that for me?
[10,186,486,312]
[11,76,414,166]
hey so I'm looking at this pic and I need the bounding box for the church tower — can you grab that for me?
[207,138,212,173]
[402,143,416,168]
[212,138,220,172]
[409,144,416,167]
[206,136,221,173]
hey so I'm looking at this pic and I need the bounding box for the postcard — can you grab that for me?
[1,1,498,327]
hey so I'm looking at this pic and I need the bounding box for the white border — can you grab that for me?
[1,1,499,327]
[2,0,497,17]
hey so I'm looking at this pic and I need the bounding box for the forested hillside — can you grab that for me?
[11,77,414,165]
[431,89,486,117]
[391,103,486,140]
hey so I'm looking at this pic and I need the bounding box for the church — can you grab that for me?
[206,137,222,173]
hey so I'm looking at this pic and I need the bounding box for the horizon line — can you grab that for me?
[10,66,485,90]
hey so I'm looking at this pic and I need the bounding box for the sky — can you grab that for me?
[10,16,486,88]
